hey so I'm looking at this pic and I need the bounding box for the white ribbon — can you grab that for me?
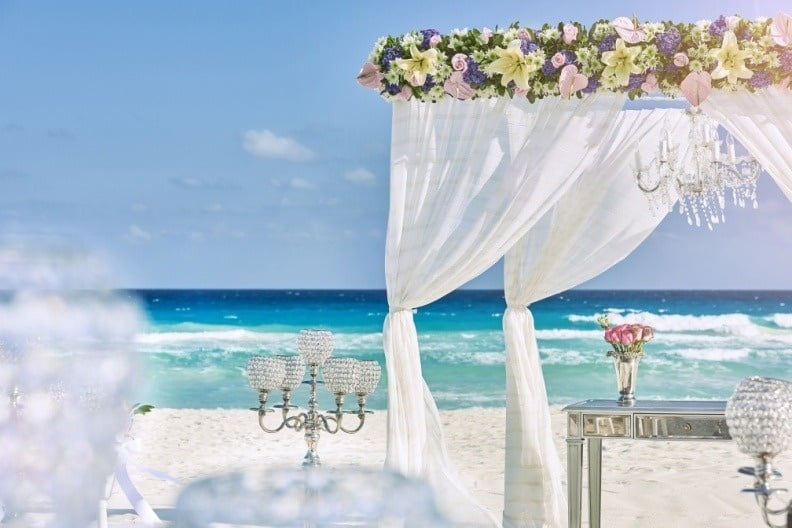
[99,435,180,527]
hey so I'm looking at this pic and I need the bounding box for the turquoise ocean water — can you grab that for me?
[128,289,792,410]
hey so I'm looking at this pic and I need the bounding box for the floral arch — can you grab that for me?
[358,13,792,528]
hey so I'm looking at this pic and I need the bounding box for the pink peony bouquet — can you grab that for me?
[597,314,653,357]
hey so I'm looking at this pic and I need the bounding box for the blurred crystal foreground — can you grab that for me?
[0,242,144,527]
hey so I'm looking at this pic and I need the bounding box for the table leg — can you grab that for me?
[566,438,584,528]
[588,437,602,528]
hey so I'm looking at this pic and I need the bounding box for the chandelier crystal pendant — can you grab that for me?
[635,108,761,230]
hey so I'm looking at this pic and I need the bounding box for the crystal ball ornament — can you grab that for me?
[353,360,381,396]
[247,357,287,392]
[322,358,358,396]
[725,376,792,458]
[297,330,334,366]
[276,355,306,392]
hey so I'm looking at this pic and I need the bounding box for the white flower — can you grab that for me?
[452,27,469,36]
[538,27,561,42]
[503,28,519,41]
[592,22,612,39]
[400,33,418,47]
[471,50,487,63]
[384,69,401,84]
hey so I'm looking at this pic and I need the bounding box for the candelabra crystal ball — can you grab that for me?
[297,329,334,366]
[725,376,792,458]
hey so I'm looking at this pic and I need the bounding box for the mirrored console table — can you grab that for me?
[563,399,731,528]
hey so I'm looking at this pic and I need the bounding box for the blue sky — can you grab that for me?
[0,0,790,289]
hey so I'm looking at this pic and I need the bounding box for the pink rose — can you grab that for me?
[641,326,654,342]
[429,34,442,48]
[517,28,532,40]
[604,327,617,344]
[673,52,689,67]
[356,62,385,89]
[452,53,469,72]
[563,24,579,44]
[617,325,635,346]
[481,27,492,44]
[551,52,566,69]
[630,324,644,342]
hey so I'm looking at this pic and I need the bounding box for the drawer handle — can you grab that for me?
[683,422,692,432]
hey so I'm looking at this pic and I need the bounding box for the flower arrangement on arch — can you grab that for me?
[357,13,792,106]
[597,314,654,358]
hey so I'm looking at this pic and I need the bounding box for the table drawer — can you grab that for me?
[582,414,631,437]
[634,414,730,440]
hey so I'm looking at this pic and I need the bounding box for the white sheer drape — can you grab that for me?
[385,93,627,526]
[701,88,792,202]
[501,109,689,528]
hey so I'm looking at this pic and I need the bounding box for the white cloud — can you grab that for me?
[242,129,314,162]
[127,224,151,242]
[290,177,316,190]
[344,168,376,186]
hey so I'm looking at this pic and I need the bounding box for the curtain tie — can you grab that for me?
[389,307,415,314]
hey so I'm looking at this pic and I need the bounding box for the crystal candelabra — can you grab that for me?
[247,329,381,467]
[634,107,761,230]
[725,376,792,528]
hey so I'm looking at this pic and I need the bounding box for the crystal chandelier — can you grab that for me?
[634,108,761,230]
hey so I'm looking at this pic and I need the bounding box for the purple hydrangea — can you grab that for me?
[780,49,792,71]
[749,71,773,89]
[420,29,440,49]
[709,16,729,37]
[738,27,753,41]
[463,59,487,86]
[624,73,646,91]
[422,74,436,91]
[656,27,681,55]
[598,34,618,53]
[384,83,402,95]
[562,50,577,65]
[380,47,403,68]
[582,77,599,94]
[541,60,557,76]
[520,38,538,55]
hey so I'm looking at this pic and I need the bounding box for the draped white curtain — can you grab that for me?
[501,108,689,528]
[701,88,792,202]
[384,93,627,526]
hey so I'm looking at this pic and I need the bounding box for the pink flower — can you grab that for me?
[617,325,636,346]
[673,52,689,67]
[481,27,492,44]
[517,28,532,40]
[559,64,588,99]
[604,327,617,344]
[563,24,579,44]
[781,76,792,89]
[452,53,469,72]
[443,72,475,100]
[630,324,644,342]
[397,85,413,101]
[551,52,567,69]
[356,62,385,89]
[429,34,442,48]
[726,15,741,30]
[641,326,654,342]
[641,72,658,93]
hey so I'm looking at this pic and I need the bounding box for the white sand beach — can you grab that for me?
[106,407,792,527]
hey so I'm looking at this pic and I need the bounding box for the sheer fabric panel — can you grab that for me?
[502,109,689,528]
[384,94,626,526]
[701,88,792,202]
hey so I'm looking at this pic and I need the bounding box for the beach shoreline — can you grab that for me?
[108,406,790,527]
